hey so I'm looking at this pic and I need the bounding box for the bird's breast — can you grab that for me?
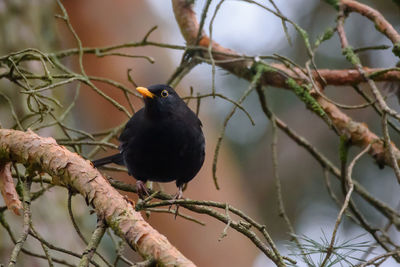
[123,117,204,182]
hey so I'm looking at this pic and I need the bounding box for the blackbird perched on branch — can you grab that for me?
[93,84,205,199]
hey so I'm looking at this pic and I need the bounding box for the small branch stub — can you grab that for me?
[0,162,22,215]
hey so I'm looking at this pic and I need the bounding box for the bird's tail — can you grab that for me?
[92,153,124,167]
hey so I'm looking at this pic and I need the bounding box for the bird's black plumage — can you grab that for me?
[93,84,205,197]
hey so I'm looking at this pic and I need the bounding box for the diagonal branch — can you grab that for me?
[171,0,400,174]
[0,129,195,267]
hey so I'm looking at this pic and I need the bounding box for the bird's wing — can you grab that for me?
[118,109,144,152]
[175,99,203,128]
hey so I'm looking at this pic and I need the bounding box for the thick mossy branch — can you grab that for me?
[0,129,195,267]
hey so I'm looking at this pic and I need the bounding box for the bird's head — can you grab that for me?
[136,84,183,117]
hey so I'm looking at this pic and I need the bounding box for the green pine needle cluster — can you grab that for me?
[287,233,371,267]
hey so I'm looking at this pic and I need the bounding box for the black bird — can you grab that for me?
[93,84,205,199]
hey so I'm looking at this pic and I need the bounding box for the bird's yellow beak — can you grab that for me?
[136,87,155,99]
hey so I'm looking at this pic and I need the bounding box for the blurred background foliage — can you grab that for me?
[0,0,399,266]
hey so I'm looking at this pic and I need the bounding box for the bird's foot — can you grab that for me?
[169,186,184,219]
[174,186,184,200]
[136,180,149,199]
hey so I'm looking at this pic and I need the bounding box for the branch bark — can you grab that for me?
[342,0,400,49]
[0,129,195,267]
[0,162,22,215]
[171,0,400,171]
[171,0,400,87]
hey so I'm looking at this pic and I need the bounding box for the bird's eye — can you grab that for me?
[160,89,169,98]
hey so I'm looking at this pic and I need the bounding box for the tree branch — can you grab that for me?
[0,129,195,267]
[171,0,400,86]
[171,0,400,174]
[342,0,400,56]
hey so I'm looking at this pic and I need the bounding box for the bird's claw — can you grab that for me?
[168,186,184,219]
[136,180,150,199]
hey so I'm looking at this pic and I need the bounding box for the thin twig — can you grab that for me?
[8,179,31,267]
[320,144,371,267]
[78,220,107,267]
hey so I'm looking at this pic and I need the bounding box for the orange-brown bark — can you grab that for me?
[0,129,195,267]
[316,95,400,167]
[171,0,400,88]
[171,0,400,171]
[342,0,400,45]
